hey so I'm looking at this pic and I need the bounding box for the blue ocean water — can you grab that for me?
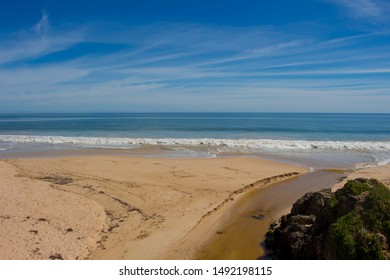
[0,113,389,168]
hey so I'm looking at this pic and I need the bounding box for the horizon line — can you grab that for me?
[1,112,390,115]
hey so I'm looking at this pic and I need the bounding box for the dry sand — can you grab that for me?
[0,156,306,260]
[333,164,390,190]
[0,160,106,260]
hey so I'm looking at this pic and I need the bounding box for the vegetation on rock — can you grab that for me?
[265,178,390,259]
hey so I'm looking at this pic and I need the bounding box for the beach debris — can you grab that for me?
[32,248,41,255]
[251,214,265,220]
[337,176,348,182]
[0,215,11,219]
[38,175,73,185]
[136,231,150,239]
[49,253,63,260]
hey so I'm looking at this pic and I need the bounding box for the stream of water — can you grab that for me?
[197,170,345,260]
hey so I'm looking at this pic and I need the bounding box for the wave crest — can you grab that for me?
[0,135,389,152]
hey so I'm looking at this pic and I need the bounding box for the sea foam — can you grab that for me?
[0,135,389,152]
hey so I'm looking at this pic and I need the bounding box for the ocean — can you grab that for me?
[0,113,389,169]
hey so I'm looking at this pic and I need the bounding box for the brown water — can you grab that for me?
[197,170,346,260]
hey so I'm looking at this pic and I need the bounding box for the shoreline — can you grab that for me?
[0,154,307,260]
[0,145,372,172]
[2,133,389,171]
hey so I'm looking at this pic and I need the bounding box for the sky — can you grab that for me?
[0,0,390,113]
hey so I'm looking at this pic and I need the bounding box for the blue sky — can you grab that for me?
[0,0,390,113]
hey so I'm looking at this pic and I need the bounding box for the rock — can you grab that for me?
[290,189,332,216]
[265,178,390,260]
[289,214,316,225]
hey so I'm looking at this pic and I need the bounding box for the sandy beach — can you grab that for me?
[333,164,390,190]
[1,154,389,260]
[0,155,308,260]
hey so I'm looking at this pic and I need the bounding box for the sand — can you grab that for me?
[1,154,388,260]
[0,160,106,260]
[0,156,306,260]
[333,164,390,190]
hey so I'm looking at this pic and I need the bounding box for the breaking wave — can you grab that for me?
[0,135,389,152]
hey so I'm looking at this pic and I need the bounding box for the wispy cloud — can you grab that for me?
[327,0,390,23]
[0,12,84,65]
[0,12,390,112]
[33,10,49,36]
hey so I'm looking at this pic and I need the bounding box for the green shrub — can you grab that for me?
[354,228,384,260]
[331,212,361,259]
[364,182,390,231]
[335,180,370,200]
[331,179,389,259]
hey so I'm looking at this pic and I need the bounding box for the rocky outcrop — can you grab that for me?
[265,178,390,259]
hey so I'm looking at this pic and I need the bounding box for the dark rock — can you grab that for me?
[265,179,390,260]
[290,189,332,216]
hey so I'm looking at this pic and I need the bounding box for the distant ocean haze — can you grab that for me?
[0,113,389,168]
